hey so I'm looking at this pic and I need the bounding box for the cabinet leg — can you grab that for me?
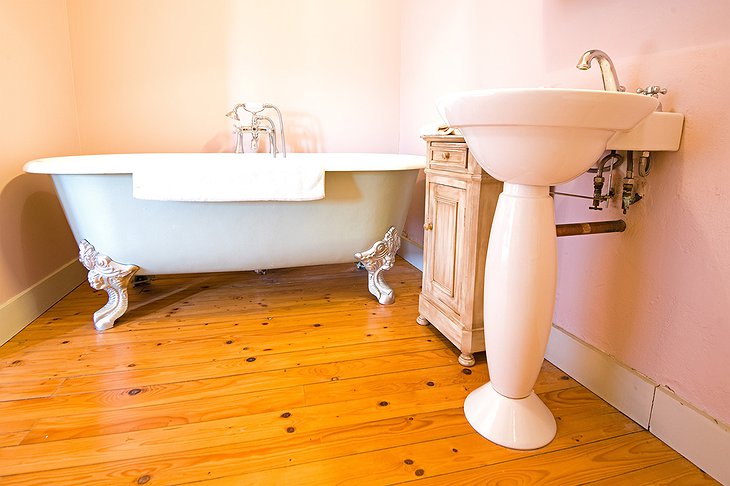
[458,353,476,367]
[416,315,429,326]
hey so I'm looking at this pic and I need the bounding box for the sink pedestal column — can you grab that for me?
[464,183,558,450]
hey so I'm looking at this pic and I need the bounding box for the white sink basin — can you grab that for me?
[434,87,662,451]
[437,88,660,185]
[607,111,684,151]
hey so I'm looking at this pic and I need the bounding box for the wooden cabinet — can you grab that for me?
[417,135,502,366]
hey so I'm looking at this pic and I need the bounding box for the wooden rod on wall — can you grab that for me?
[556,220,626,237]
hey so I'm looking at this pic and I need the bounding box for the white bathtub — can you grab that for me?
[25,152,425,330]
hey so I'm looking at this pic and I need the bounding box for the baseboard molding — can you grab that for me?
[546,324,729,484]
[398,236,423,271]
[545,325,656,427]
[0,259,86,346]
[649,386,730,484]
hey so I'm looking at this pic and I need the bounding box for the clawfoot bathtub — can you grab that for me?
[25,152,424,331]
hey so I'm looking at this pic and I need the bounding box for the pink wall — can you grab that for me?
[399,0,730,424]
[0,0,79,304]
[66,0,401,155]
[2,0,401,318]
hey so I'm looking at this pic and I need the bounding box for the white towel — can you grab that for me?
[132,159,325,202]
[418,121,461,136]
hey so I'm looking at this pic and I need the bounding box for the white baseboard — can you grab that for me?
[546,324,729,484]
[398,236,423,271]
[545,325,656,427]
[649,386,730,484]
[0,259,86,346]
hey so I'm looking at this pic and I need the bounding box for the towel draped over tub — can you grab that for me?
[132,159,325,202]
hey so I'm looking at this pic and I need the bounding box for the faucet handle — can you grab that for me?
[636,85,668,98]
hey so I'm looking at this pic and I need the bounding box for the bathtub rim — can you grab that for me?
[23,152,426,175]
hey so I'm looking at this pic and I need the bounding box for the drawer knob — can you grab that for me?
[423,222,433,231]
[442,152,450,160]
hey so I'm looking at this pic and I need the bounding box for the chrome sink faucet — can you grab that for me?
[576,50,626,92]
[226,102,287,157]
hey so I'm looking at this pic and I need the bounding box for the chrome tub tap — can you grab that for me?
[226,102,287,157]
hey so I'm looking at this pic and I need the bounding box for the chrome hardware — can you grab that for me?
[622,151,642,214]
[637,85,667,97]
[576,50,626,92]
[636,85,667,111]
[590,175,605,210]
[552,151,626,209]
[551,191,595,200]
[638,151,652,177]
[589,151,623,211]
[226,102,287,157]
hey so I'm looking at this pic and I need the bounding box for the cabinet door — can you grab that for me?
[423,182,465,317]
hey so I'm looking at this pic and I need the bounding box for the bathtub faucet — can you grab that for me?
[226,102,287,158]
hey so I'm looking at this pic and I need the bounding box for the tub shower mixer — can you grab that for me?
[226,102,287,157]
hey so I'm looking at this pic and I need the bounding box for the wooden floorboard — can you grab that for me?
[0,259,718,484]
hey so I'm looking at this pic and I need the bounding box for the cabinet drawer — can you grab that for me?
[429,142,468,172]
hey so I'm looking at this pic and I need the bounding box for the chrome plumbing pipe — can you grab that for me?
[263,103,286,158]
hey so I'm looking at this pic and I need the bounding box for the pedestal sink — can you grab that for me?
[437,88,659,450]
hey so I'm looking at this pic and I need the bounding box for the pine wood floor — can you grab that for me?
[0,259,718,485]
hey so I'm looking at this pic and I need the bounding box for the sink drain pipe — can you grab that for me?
[556,220,626,237]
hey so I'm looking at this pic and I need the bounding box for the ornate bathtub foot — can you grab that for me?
[354,226,401,305]
[78,240,139,331]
